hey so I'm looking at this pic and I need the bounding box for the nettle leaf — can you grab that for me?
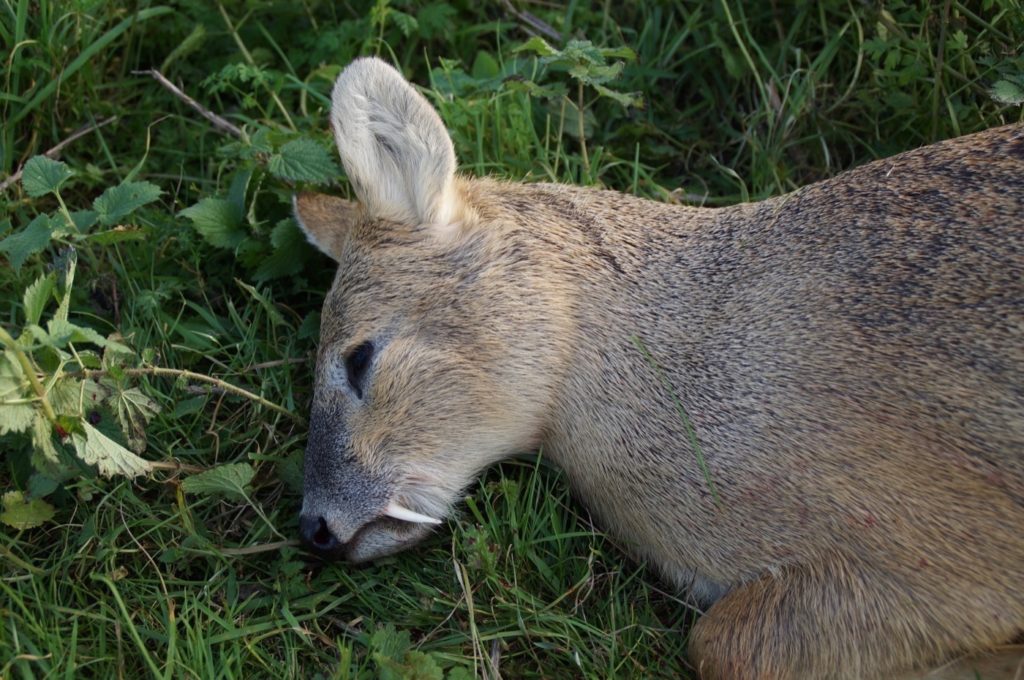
[23,273,57,325]
[21,156,73,197]
[45,318,128,352]
[180,198,246,249]
[593,83,644,108]
[0,351,34,435]
[0,401,35,435]
[50,378,109,418]
[181,463,255,500]
[253,218,309,281]
[72,421,152,478]
[93,181,162,226]
[31,413,60,465]
[267,138,339,183]
[0,214,53,271]
[514,36,559,58]
[109,386,159,453]
[1,491,56,530]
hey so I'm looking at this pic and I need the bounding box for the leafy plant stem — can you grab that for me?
[74,366,303,423]
[0,325,57,424]
[216,2,296,130]
[53,191,76,231]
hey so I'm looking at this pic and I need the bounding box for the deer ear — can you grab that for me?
[329,57,460,227]
[293,192,359,261]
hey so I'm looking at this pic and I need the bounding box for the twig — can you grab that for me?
[0,116,117,193]
[500,0,561,42]
[133,69,243,138]
[149,460,205,475]
[76,366,303,424]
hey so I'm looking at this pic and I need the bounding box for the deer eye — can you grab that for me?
[344,341,374,399]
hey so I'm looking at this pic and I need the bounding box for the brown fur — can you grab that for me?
[296,58,1024,679]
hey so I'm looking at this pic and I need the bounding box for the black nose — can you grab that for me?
[299,514,342,557]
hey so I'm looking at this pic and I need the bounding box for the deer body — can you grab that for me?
[295,57,1024,679]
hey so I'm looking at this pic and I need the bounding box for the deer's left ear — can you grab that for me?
[329,57,460,228]
[293,192,360,261]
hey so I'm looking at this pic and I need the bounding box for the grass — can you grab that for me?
[1,0,1022,678]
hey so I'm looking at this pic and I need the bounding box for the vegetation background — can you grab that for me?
[1,0,1022,677]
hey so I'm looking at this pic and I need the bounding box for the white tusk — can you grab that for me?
[385,502,442,525]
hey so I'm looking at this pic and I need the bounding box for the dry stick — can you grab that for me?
[133,69,243,138]
[0,116,118,193]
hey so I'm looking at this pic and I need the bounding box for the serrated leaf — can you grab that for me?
[0,350,27,395]
[110,386,159,453]
[252,218,310,281]
[72,420,152,478]
[180,197,246,249]
[50,378,109,418]
[1,491,56,529]
[267,138,339,183]
[990,78,1024,105]
[600,45,637,61]
[181,463,255,500]
[0,214,53,272]
[30,413,60,466]
[23,273,56,325]
[513,36,559,58]
[45,318,127,352]
[21,156,73,197]
[93,181,162,226]
[593,83,644,108]
[371,625,412,662]
[0,401,35,435]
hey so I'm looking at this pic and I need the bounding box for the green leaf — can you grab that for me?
[21,156,73,197]
[514,36,559,58]
[0,347,34,434]
[70,209,98,232]
[23,273,56,325]
[267,138,340,183]
[593,83,644,108]
[31,412,61,466]
[252,218,310,281]
[990,78,1024,106]
[179,197,246,249]
[72,420,152,478]
[0,214,53,271]
[49,378,109,419]
[0,402,35,435]
[110,386,159,453]
[93,181,162,226]
[46,318,127,352]
[370,625,412,663]
[181,463,255,500]
[1,491,56,529]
